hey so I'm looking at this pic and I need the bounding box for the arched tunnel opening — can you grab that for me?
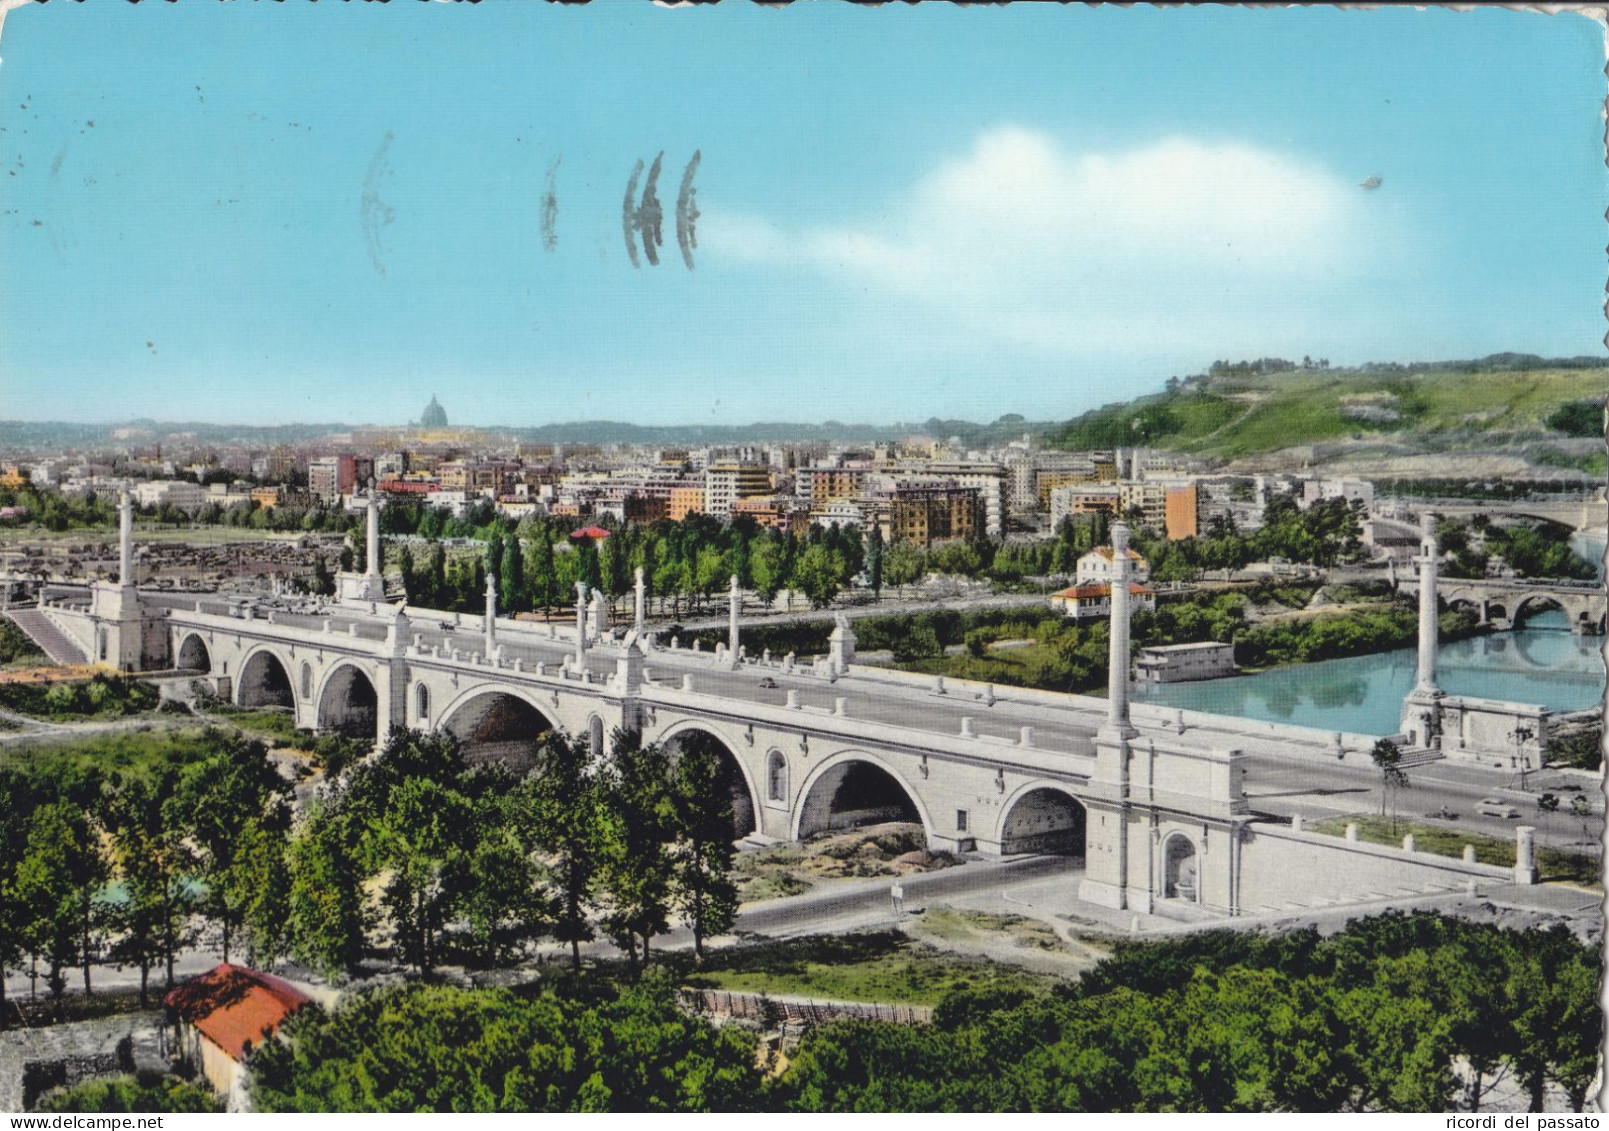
[662,729,757,840]
[999,788,1086,858]
[176,635,211,674]
[317,666,379,741]
[797,760,922,840]
[237,651,294,712]
[441,692,555,775]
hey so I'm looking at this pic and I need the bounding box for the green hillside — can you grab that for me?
[1047,356,1607,462]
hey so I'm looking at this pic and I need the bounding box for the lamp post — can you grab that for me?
[1511,724,1535,791]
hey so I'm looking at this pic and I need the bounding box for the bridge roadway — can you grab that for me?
[167,594,1582,839]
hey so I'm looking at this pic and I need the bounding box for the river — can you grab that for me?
[1132,609,1604,736]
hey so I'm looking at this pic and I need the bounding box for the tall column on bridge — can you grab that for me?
[1106,522,1135,731]
[634,566,646,638]
[574,581,589,670]
[1080,520,1140,914]
[365,483,382,584]
[1399,511,1446,748]
[117,488,134,587]
[1415,512,1440,693]
[484,571,498,655]
[727,573,741,669]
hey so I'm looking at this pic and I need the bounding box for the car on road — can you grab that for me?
[1476,798,1521,819]
[758,676,778,689]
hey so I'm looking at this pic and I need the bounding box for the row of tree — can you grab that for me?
[236,911,1602,1112]
[0,729,292,1016]
[0,723,746,1023]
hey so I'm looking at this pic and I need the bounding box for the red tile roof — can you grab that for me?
[1050,582,1155,600]
[164,964,312,1063]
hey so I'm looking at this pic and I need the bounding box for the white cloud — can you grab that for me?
[709,127,1399,360]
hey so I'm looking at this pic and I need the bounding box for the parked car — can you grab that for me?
[758,676,778,689]
[1476,798,1521,819]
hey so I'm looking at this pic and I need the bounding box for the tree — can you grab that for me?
[1370,739,1408,832]
[884,541,925,597]
[501,536,526,614]
[102,772,197,1001]
[174,733,290,964]
[17,802,105,1013]
[668,734,740,961]
[866,524,885,600]
[226,818,292,968]
[529,534,559,616]
[287,806,368,980]
[250,981,763,1113]
[530,731,605,973]
[598,733,675,974]
[750,536,787,608]
[792,543,845,609]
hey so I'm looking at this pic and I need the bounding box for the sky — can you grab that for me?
[0,2,1603,428]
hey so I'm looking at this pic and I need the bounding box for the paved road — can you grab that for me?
[730,855,1081,939]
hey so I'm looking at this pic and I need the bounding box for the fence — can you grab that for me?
[677,988,931,1027]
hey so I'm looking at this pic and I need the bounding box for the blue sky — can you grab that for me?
[0,2,1603,427]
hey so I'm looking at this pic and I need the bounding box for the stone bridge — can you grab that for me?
[160,580,1252,917]
[1390,573,1605,634]
[19,496,1551,921]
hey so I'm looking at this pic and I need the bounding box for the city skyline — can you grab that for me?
[1,4,1604,427]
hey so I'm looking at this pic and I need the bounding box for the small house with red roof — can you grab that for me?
[1048,580,1156,621]
[164,963,312,1111]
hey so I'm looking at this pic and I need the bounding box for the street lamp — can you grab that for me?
[1511,724,1535,790]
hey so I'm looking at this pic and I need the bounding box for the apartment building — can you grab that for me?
[668,484,706,521]
[308,455,374,502]
[704,462,772,519]
[879,483,984,547]
[883,460,1005,536]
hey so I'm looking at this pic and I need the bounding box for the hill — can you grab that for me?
[1045,355,1607,473]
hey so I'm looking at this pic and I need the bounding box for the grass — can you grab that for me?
[677,930,1059,1006]
[1047,365,1609,461]
[1309,814,1600,888]
[0,725,238,781]
[199,703,303,744]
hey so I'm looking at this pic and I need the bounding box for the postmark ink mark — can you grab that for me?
[361,131,396,277]
[623,151,700,269]
[676,149,700,270]
[623,151,665,267]
[541,156,559,253]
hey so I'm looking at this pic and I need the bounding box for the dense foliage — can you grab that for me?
[35,1071,223,1113]
[0,674,159,720]
[250,979,761,1113]
[776,914,1602,1113]
[0,729,291,1017]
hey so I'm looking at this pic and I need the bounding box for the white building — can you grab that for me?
[131,479,208,512]
[1136,641,1238,684]
[1076,545,1150,586]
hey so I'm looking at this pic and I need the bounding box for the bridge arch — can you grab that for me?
[658,722,760,839]
[792,750,933,843]
[995,780,1087,858]
[176,633,211,674]
[315,661,379,739]
[436,686,559,774]
[1512,595,1564,629]
[236,646,295,712]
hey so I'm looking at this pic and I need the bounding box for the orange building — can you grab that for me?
[669,485,705,521]
[1164,484,1199,541]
